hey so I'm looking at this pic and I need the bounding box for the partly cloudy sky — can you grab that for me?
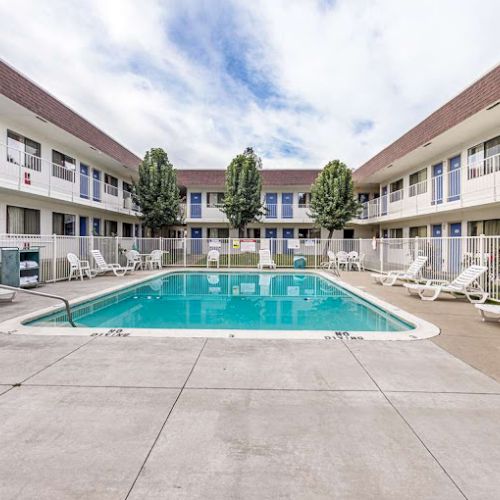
[0,0,499,170]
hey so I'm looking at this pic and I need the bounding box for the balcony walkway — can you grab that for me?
[0,270,499,498]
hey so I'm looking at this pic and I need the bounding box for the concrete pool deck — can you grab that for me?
[0,270,499,498]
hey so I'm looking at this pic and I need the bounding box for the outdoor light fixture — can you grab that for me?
[35,115,47,123]
[423,142,432,147]
[486,101,500,110]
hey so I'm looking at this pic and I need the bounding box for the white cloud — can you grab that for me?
[0,0,498,170]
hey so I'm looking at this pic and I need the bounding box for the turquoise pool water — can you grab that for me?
[29,272,413,332]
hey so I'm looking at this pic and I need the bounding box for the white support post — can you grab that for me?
[115,236,119,263]
[415,236,419,259]
[228,238,231,269]
[380,237,384,273]
[183,237,187,268]
[52,233,57,282]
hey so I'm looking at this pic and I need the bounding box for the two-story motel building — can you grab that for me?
[0,59,499,241]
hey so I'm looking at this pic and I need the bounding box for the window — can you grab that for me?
[7,206,40,234]
[468,219,500,236]
[52,150,75,181]
[104,220,118,236]
[7,130,41,171]
[409,169,427,196]
[207,228,229,238]
[409,226,427,238]
[246,228,261,238]
[468,135,500,178]
[104,174,118,196]
[297,192,311,207]
[389,179,403,202]
[207,192,224,208]
[93,218,101,236]
[52,212,76,236]
[389,228,403,238]
[357,193,369,203]
[122,223,133,238]
[298,228,321,239]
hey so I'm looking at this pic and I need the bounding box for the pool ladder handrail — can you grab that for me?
[0,284,76,327]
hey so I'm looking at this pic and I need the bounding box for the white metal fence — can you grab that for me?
[0,234,499,301]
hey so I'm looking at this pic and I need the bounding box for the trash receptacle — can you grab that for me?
[293,255,306,269]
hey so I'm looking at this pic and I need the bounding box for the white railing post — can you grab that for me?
[52,233,57,282]
[228,238,231,269]
[183,237,187,268]
[479,233,485,266]
[414,236,419,259]
[115,236,119,263]
[380,237,384,273]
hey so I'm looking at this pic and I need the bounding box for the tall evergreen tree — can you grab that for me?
[309,160,360,241]
[220,148,264,236]
[132,148,180,236]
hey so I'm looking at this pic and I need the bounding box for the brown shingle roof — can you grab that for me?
[0,60,142,169]
[176,169,320,188]
[353,64,500,182]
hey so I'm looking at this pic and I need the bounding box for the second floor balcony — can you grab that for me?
[357,153,500,223]
[184,202,313,223]
[0,142,140,216]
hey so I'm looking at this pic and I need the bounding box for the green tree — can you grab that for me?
[220,148,264,236]
[132,148,180,236]
[309,160,360,242]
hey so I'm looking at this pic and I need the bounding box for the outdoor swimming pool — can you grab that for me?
[28,272,414,333]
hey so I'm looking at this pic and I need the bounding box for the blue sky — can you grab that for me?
[0,0,499,170]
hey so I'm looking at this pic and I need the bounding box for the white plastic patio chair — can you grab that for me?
[348,251,362,271]
[320,251,337,270]
[257,249,276,269]
[91,250,133,277]
[0,288,16,302]
[475,303,500,322]
[336,251,350,270]
[371,256,428,286]
[404,265,488,303]
[67,252,93,281]
[207,249,220,268]
[145,249,163,270]
[126,249,142,270]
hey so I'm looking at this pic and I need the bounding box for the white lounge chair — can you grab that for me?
[91,250,133,277]
[126,249,142,270]
[475,303,500,322]
[0,288,16,302]
[258,249,276,269]
[67,253,93,281]
[404,265,488,303]
[145,249,162,270]
[207,249,220,268]
[371,256,428,286]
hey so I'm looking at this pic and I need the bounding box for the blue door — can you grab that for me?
[265,193,277,218]
[448,156,461,202]
[191,227,202,254]
[79,217,88,236]
[432,163,443,205]
[381,186,388,215]
[282,193,293,218]
[190,193,202,218]
[80,164,89,199]
[93,218,101,236]
[283,228,294,253]
[92,169,101,202]
[432,224,443,272]
[449,223,462,273]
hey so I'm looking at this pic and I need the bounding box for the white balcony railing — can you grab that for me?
[185,203,313,222]
[0,142,140,215]
[358,153,500,222]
